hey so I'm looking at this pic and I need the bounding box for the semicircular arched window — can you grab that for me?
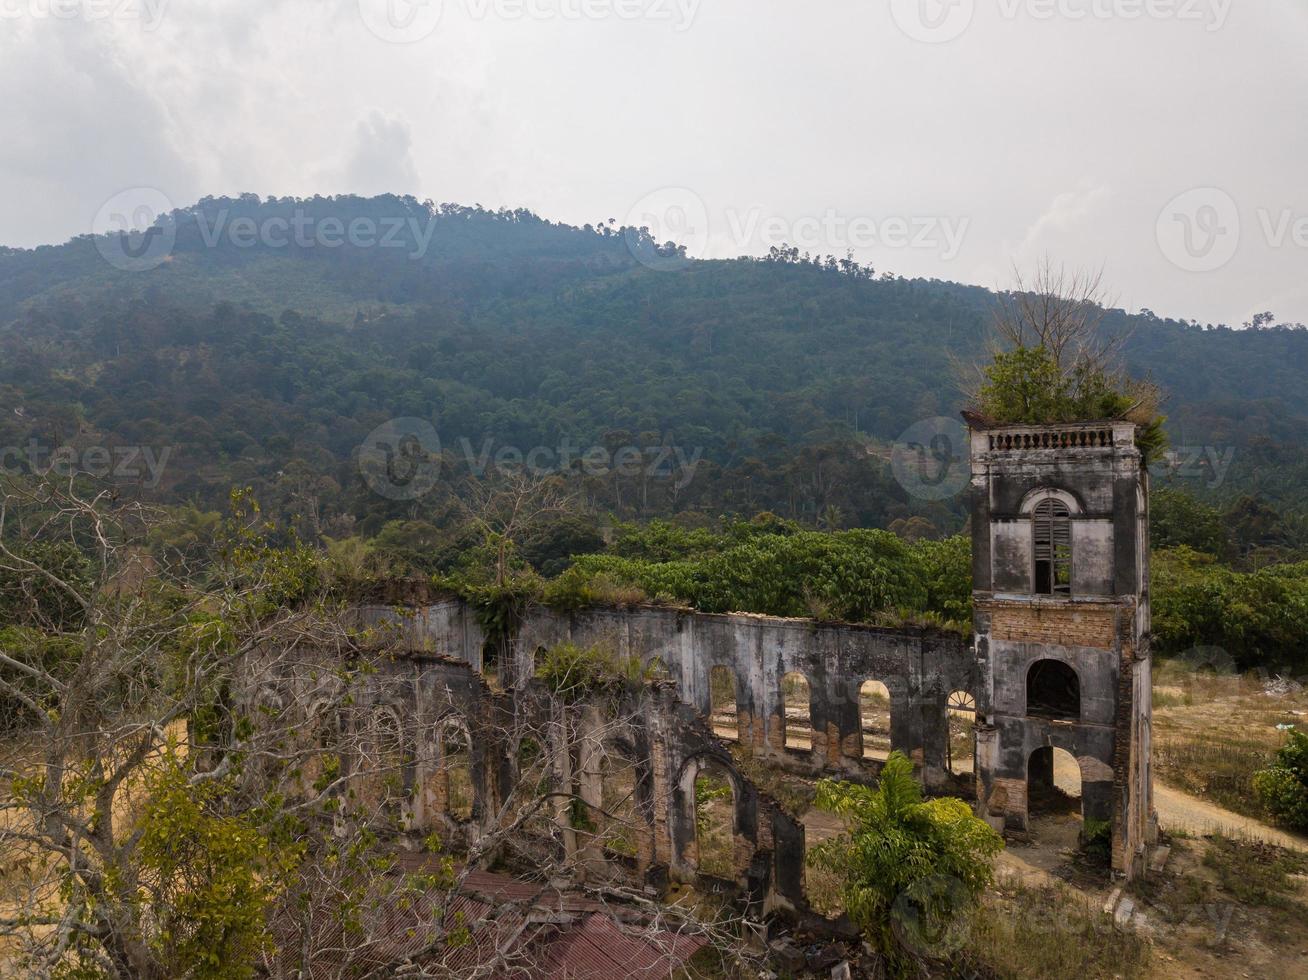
[1032,497,1072,596]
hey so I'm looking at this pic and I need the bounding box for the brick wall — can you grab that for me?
[981,600,1117,649]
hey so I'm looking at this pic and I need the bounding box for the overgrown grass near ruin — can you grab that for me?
[1152,657,1308,823]
[968,880,1152,979]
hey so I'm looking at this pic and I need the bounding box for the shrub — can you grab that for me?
[808,752,1004,974]
[1081,817,1112,865]
[976,343,1167,461]
[534,643,644,700]
[1254,730,1308,830]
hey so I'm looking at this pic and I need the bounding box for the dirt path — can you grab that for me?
[1046,748,1308,852]
[1153,779,1308,851]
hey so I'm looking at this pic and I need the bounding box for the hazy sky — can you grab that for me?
[2,0,1305,326]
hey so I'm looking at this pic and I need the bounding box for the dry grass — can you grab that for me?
[1152,658,1308,822]
[968,879,1151,979]
[803,860,846,919]
[1154,736,1274,817]
[726,745,815,817]
[1127,834,1308,978]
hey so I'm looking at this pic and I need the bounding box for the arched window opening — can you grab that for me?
[1028,746,1082,819]
[1026,660,1081,720]
[692,761,736,879]
[441,720,474,823]
[859,680,892,761]
[600,750,640,859]
[358,707,407,817]
[780,673,813,752]
[299,701,339,798]
[709,666,739,741]
[1033,497,1072,596]
[946,691,976,776]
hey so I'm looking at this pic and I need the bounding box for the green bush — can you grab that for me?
[809,753,1004,974]
[550,525,972,631]
[534,643,644,700]
[976,344,1167,461]
[1152,547,1308,670]
[1254,730,1308,830]
[1081,817,1112,865]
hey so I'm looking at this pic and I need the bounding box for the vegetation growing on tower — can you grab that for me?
[965,261,1168,460]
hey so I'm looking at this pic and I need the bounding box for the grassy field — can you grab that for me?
[1152,658,1307,824]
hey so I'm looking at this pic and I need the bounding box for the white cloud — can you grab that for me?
[342,111,421,197]
[1013,183,1114,260]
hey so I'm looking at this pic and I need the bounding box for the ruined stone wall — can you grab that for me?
[514,605,975,791]
[304,596,981,908]
[241,624,810,913]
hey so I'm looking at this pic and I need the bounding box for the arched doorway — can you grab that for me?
[1027,660,1081,720]
[691,760,736,879]
[439,718,474,823]
[860,680,892,761]
[946,691,976,776]
[599,748,642,860]
[780,673,813,752]
[357,706,408,822]
[1028,746,1083,821]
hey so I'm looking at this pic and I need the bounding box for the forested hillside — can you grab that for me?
[2,195,1307,537]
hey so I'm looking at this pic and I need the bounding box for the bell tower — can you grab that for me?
[967,417,1156,878]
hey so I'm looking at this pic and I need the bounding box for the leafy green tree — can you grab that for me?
[1151,546,1308,670]
[1150,487,1231,558]
[1225,495,1293,562]
[809,753,1003,974]
[910,535,972,627]
[132,748,275,979]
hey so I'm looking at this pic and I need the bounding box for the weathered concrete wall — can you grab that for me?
[240,637,808,913]
[355,598,487,671]
[514,606,975,790]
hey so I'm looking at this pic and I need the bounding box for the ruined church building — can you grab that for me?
[254,417,1158,914]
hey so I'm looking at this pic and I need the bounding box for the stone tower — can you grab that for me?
[966,417,1156,879]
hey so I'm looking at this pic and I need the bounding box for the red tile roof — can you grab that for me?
[276,859,707,978]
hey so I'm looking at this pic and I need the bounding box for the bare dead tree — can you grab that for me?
[458,468,578,588]
[242,639,758,979]
[958,257,1161,426]
[991,259,1120,372]
[0,474,414,978]
[0,473,756,979]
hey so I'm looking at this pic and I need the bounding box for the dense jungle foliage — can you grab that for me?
[2,195,1308,540]
[3,195,1307,669]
